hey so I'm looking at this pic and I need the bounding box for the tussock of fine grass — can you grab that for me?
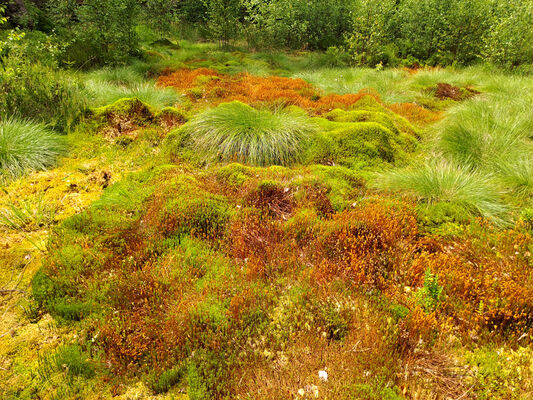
[437,99,533,168]
[0,118,67,180]
[185,101,316,166]
[377,160,508,225]
[84,75,182,109]
[295,68,415,103]
[85,66,145,86]
[435,97,533,198]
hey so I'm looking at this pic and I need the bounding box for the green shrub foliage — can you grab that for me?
[7,0,533,67]
[245,0,354,51]
[45,0,139,67]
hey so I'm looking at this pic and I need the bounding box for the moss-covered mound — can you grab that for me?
[156,107,189,131]
[164,97,418,170]
[304,97,419,169]
[83,97,156,137]
[31,159,533,399]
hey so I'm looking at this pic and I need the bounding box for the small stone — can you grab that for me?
[318,370,328,381]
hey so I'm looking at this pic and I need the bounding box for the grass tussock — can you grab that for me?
[436,98,533,198]
[437,99,533,168]
[184,101,316,166]
[0,118,67,180]
[84,65,182,109]
[85,80,182,110]
[377,160,508,225]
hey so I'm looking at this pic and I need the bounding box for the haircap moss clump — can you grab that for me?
[183,101,317,166]
[304,121,417,170]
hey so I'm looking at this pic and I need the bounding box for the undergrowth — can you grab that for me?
[2,40,532,400]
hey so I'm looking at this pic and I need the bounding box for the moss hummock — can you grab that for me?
[83,97,156,137]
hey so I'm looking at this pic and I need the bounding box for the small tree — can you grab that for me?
[203,0,242,48]
[142,0,179,38]
[483,1,533,68]
[76,0,140,65]
[345,0,395,65]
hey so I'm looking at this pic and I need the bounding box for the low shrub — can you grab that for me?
[0,117,67,180]
[0,56,86,131]
[183,101,316,166]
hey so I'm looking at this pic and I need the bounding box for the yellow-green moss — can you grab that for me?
[349,95,384,112]
[156,106,189,130]
[216,163,255,187]
[304,121,417,170]
[325,108,417,138]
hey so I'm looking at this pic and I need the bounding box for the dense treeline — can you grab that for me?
[1,0,532,69]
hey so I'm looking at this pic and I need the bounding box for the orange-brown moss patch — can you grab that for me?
[388,103,443,125]
[157,68,382,115]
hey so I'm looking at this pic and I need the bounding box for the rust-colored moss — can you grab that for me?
[157,69,382,115]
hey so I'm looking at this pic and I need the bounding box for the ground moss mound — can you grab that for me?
[156,107,189,131]
[305,122,400,168]
[165,98,418,171]
[301,96,419,170]
[84,97,156,137]
[325,107,417,137]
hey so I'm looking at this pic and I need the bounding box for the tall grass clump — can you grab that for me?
[377,160,508,225]
[498,155,533,198]
[84,66,146,86]
[436,98,533,197]
[294,68,415,103]
[0,118,67,180]
[84,79,182,109]
[437,99,533,168]
[185,101,316,166]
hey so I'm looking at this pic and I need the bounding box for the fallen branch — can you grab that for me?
[0,289,26,295]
